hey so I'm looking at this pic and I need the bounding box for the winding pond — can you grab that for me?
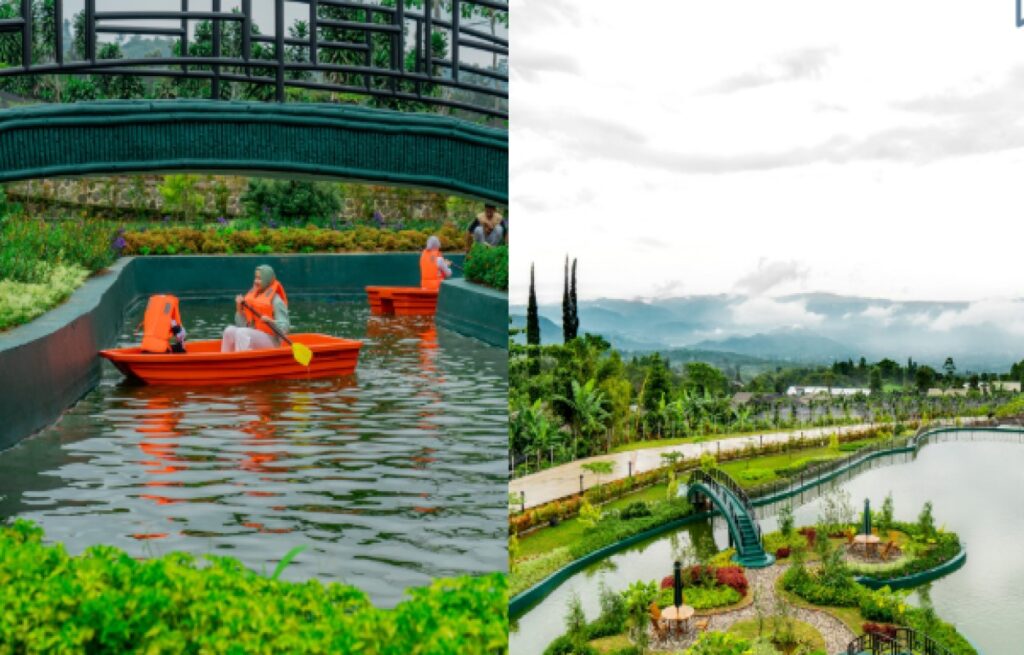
[511,430,1024,654]
[0,299,507,607]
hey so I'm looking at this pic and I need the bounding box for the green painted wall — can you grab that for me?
[435,278,508,348]
[0,101,508,204]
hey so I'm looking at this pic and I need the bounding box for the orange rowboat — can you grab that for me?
[100,333,362,385]
[365,286,439,316]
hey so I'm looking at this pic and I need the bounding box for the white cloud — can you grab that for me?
[730,297,825,329]
[930,299,1024,335]
[511,0,1024,305]
[860,304,900,325]
[735,260,809,296]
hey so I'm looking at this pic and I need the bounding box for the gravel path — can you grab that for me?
[649,564,855,654]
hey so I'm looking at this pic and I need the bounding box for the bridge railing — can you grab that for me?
[847,627,955,655]
[0,0,508,118]
[689,468,763,547]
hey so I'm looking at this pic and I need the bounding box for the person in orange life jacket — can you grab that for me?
[140,294,188,354]
[220,264,291,353]
[420,236,453,292]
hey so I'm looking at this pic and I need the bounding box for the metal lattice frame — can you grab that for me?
[0,0,508,118]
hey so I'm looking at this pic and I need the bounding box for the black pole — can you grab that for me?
[673,560,682,609]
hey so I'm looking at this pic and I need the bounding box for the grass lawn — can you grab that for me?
[518,483,669,559]
[719,446,844,488]
[609,421,867,454]
[727,617,827,653]
[588,634,632,653]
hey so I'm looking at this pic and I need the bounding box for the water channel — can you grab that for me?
[0,298,507,607]
[512,431,1024,654]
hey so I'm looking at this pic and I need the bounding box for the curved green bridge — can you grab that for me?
[686,468,774,568]
[0,100,508,204]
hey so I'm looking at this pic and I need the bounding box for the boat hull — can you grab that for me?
[99,333,361,385]
[365,286,439,316]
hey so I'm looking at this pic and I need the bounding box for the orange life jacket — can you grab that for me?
[420,249,444,291]
[243,280,288,336]
[141,295,183,353]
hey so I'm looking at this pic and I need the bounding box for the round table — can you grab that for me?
[661,605,695,635]
[852,534,881,555]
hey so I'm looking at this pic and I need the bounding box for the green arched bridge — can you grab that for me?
[0,101,507,204]
[687,468,775,568]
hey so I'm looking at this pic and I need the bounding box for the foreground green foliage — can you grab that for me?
[0,520,507,654]
[464,244,509,290]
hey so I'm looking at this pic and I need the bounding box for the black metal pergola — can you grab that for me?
[0,0,508,118]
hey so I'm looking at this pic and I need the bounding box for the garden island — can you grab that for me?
[0,1,509,652]
[509,263,1024,655]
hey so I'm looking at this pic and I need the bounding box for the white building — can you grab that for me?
[785,386,870,397]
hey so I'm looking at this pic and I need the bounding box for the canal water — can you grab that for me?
[0,299,507,607]
[511,431,1024,654]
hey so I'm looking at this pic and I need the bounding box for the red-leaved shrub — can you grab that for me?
[659,566,748,596]
[863,623,899,639]
[775,546,790,559]
[798,526,817,546]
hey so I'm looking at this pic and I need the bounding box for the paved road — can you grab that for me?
[509,418,983,509]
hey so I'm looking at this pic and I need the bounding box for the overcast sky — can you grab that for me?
[511,0,1024,316]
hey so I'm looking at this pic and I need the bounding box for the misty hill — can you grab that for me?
[512,293,1024,372]
[691,332,858,363]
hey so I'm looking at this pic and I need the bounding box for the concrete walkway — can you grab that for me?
[510,418,984,509]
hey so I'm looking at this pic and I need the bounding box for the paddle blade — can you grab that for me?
[292,342,313,367]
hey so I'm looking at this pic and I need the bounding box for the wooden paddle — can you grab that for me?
[239,299,313,366]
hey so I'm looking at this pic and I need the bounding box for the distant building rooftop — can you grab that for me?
[785,386,869,397]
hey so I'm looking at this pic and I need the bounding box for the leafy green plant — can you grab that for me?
[159,174,206,222]
[463,243,508,290]
[0,520,507,654]
[0,264,89,330]
[241,178,343,224]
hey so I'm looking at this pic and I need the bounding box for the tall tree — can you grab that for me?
[568,258,580,339]
[562,256,572,343]
[526,263,540,346]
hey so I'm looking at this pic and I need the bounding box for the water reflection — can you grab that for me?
[0,300,507,607]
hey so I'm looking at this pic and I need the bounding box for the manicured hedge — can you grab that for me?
[0,520,507,654]
[123,223,464,255]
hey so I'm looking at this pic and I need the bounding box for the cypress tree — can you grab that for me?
[568,258,580,340]
[527,264,540,346]
[527,264,541,375]
[562,256,573,343]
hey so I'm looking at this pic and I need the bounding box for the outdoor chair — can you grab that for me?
[881,540,895,560]
[845,530,855,545]
[649,611,669,642]
[693,618,710,633]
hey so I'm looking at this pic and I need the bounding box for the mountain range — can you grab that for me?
[510,293,1024,371]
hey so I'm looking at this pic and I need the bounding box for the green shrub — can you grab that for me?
[657,584,740,610]
[0,520,506,654]
[241,179,343,224]
[159,174,206,222]
[736,467,773,483]
[463,244,508,290]
[0,216,116,282]
[684,631,751,655]
[619,501,652,520]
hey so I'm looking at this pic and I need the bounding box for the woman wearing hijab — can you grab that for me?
[221,264,291,352]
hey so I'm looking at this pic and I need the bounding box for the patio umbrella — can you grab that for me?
[863,498,871,536]
[673,560,683,609]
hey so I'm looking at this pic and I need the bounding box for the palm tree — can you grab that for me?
[557,379,611,459]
